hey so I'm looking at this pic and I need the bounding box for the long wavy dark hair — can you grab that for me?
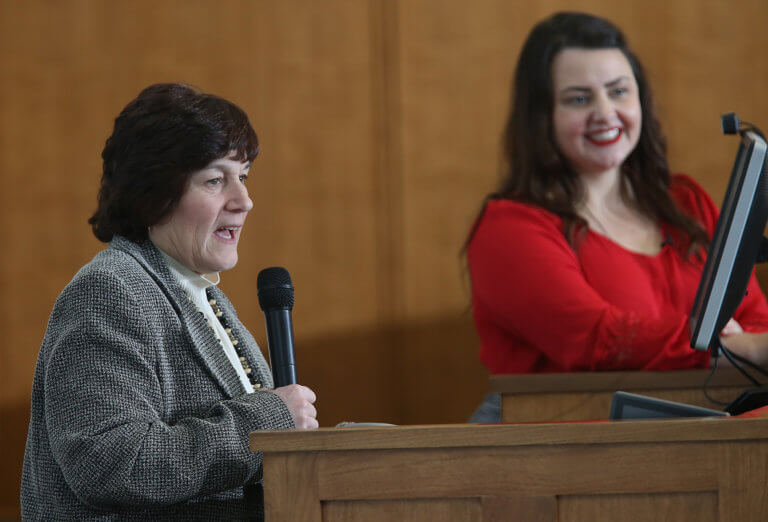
[467,12,708,255]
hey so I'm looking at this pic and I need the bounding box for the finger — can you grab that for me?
[295,402,316,421]
[299,385,317,403]
[301,417,319,430]
[720,319,743,336]
[295,415,318,430]
[728,318,743,332]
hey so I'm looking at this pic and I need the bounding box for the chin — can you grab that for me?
[217,257,239,273]
[198,258,236,274]
[585,155,626,173]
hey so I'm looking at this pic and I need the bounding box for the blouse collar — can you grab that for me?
[155,248,221,292]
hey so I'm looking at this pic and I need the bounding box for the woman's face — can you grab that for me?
[149,155,253,276]
[551,48,642,177]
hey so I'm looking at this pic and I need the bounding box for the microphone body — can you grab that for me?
[263,309,297,387]
[257,267,298,388]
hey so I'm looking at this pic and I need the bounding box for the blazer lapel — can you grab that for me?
[109,236,245,398]
[209,286,274,389]
[174,292,245,398]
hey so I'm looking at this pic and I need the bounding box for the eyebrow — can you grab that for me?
[207,161,251,172]
[559,76,631,94]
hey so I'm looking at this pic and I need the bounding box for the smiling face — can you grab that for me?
[551,48,642,178]
[149,156,253,276]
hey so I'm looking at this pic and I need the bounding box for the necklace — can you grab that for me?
[188,289,262,392]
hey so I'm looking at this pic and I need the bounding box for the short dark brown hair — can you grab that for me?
[89,83,260,242]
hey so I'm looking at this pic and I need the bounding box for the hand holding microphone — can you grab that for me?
[257,267,318,429]
[271,385,318,429]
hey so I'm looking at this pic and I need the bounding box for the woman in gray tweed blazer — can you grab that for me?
[21,83,318,521]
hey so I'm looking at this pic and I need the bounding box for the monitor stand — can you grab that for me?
[725,386,768,415]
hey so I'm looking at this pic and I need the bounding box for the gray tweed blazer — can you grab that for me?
[21,236,294,521]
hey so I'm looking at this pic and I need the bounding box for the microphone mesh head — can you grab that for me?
[257,267,294,310]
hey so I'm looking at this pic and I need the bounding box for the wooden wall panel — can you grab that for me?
[397,1,529,321]
[2,0,768,518]
[393,0,768,436]
[237,1,382,338]
[0,2,385,398]
[0,0,390,516]
[0,0,386,403]
[396,0,768,321]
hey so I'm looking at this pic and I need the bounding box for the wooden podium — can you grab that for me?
[252,417,768,521]
[490,368,751,423]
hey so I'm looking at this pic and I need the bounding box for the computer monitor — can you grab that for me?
[690,125,768,354]
[609,391,729,420]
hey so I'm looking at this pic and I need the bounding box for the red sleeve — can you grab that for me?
[468,200,705,372]
[672,174,768,333]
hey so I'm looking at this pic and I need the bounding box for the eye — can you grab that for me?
[610,87,629,98]
[239,173,249,183]
[564,94,590,106]
[206,177,223,186]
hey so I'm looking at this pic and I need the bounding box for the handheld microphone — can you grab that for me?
[257,267,297,388]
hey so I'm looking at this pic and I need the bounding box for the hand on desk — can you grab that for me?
[271,384,319,430]
[720,318,743,337]
[719,319,768,366]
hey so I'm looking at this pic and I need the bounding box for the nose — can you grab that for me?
[226,181,254,213]
[591,92,615,122]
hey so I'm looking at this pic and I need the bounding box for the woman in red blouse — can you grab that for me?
[467,12,768,376]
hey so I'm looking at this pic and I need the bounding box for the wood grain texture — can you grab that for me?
[493,369,752,423]
[0,0,386,403]
[0,1,392,515]
[324,498,481,522]
[559,492,717,522]
[718,441,768,522]
[501,388,741,423]
[4,0,768,517]
[263,452,321,522]
[314,444,717,500]
[396,0,768,320]
[491,368,756,393]
[251,418,768,453]
[482,495,557,522]
[259,420,767,520]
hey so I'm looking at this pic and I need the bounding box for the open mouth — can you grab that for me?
[586,128,622,146]
[214,226,240,241]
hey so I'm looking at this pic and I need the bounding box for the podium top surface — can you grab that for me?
[250,416,768,454]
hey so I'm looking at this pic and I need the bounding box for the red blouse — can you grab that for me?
[467,174,768,374]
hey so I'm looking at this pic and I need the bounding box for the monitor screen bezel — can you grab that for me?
[690,130,768,352]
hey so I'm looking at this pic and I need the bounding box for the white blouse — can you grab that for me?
[158,250,254,394]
